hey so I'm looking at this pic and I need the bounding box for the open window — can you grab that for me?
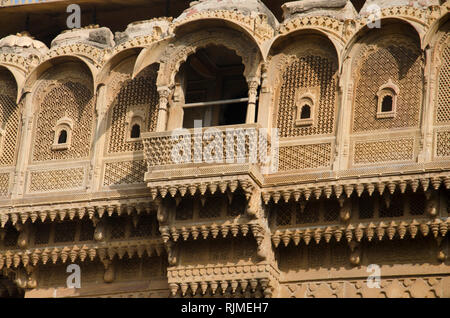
[52,117,73,150]
[295,88,319,127]
[376,79,399,119]
[177,46,251,129]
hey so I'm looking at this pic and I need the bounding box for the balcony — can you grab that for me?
[142,123,275,198]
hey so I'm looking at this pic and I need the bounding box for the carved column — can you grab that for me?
[246,78,260,124]
[156,86,172,132]
[11,92,33,198]
[90,84,107,191]
[418,46,434,163]
[334,57,353,171]
[256,64,271,129]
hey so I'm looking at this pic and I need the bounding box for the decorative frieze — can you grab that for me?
[0,198,155,227]
[272,217,450,247]
[262,174,450,204]
[167,261,279,298]
[0,238,163,269]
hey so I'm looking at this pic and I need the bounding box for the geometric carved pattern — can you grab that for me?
[277,55,337,137]
[33,80,95,162]
[0,69,20,166]
[29,168,85,192]
[107,65,158,154]
[279,143,332,171]
[0,172,9,197]
[103,160,146,186]
[144,129,255,167]
[436,131,450,157]
[353,42,422,132]
[281,276,446,298]
[436,46,450,123]
[354,138,414,164]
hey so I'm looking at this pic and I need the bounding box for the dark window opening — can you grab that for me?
[3,226,19,247]
[176,197,194,220]
[381,95,393,112]
[300,104,311,119]
[131,124,141,139]
[351,0,366,12]
[58,130,68,144]
[181,46,249,129]
[54,221,76,243]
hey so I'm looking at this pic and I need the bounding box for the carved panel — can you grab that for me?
[28,167,85,193]
[278,143,332,171]
[32,68,95,162]
[103,160,146,186]
[436,46,450,123]
[353,37,422,132]
[0,172,9,197]
[0,69,20,167]
[276,54,338,137]
[353,138,415,165]
[281,277,447,298]
[436,131,450,157]
[107,64,158,154]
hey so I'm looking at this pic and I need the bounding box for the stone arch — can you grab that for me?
[269,28,344,68]
[0,64,25,103]
[24,55,95,95]
[343,18,423,64]
[97,47,144,89]
[154,28,262,89]
[30,61,96,162]
[423,11,449,50]
[172,17,270,58]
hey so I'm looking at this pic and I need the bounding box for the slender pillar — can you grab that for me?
[89,84,107,191]
[11,92,33,198]
[418,46,434,163]
[246,79,260,124]
[156,86,171,132]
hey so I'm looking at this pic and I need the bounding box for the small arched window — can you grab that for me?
[126,109,146,142]
[58,130,68,144]
[376,79,399,119]
[52,117,73,150]
[295,89,318,127]
[300,104,311,119]
[130,124,141,139]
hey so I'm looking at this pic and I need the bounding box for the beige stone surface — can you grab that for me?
[0,0,449,298]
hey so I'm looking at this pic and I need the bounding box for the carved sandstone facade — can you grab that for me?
[0,0,449,298]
